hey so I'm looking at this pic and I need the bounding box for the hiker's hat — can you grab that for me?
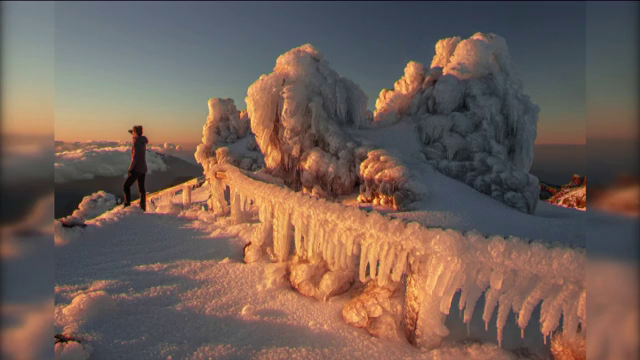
[128,125,143,135]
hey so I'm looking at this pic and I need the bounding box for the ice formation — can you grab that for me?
[55,191,117,233]
[245,44,372,197]
[374,61,427,126]
[70,191,117,221]
[342,280,405,340]
[194,98,251,174]
[358,149,427,210]
[373,33,540,213]
[210,163,586,349]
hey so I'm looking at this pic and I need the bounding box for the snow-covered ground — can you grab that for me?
[50,158,639,360]
[54,188,530,360]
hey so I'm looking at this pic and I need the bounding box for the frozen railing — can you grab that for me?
[133,176,206,208]
[208,163,586,349]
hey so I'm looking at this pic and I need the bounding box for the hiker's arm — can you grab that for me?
[129,146,138,173]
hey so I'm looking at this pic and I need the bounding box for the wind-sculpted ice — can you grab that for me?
[358,149,427,210]
[211,163,586,349]
[373,33,540,213]
[195,98,251,173]
[246,44,371,197]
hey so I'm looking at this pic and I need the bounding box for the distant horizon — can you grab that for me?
[48,137,602,150]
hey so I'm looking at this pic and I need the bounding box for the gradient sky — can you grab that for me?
[1,1,54,136]
[3,2,637,147]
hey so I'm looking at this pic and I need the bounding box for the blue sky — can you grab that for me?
[4,2,636,147]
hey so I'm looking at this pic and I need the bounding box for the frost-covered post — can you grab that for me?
[230,189,246,225]
[272,204,293,262]
[244,200,274,263]
[182,185,192,207]
[404,255,449,349]
[209,174,228,215]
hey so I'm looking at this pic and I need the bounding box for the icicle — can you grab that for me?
[463,284,482,325]
[318,223,326,256]
[440,269,464,314]
[320,228,328,258]
[562,295,580,338]
[294,216,303,256]
[308,219,316,258]
[359,242,371,283]
[391,249,409,283]
[231,189,242,224]
[376,242,390,286]
[352,237,361,256]
[425,257,445,296]
[346,234,354,257]
[274,207,292,262]
[496,292,514,347]
[511,275,537,314]
[517,280,552,332]
[379,243,397,286]
[334,242,344,270]
[239,192,246,213]
[258,202,267,223]
[538,286,558,328]
[577,289,587,328]
[326,235,336,268]
[303,217,312,257]
[490,269,505,291]
[483,287,501,331]
[458,265,479,312]
[368,239,379,280]
[541,285,575,338]
[338,242,347,270]
[272,203,281,251]
[437,260,462,298]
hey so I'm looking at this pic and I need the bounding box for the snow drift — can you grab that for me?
[70,191,117,220]
[245,44,372,197]
[373,33,540,213]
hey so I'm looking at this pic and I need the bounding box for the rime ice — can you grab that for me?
[246,44,371,197]
[373,33,540,213]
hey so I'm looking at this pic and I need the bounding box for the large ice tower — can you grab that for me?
[245,44,372,197]
[374,33,541,213]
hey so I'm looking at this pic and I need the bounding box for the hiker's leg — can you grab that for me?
[137,173,146,211]
[122,172,137,206]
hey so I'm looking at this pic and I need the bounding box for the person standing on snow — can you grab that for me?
[123,125,148,211]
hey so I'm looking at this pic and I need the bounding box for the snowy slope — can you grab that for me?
[346,119,586,246]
